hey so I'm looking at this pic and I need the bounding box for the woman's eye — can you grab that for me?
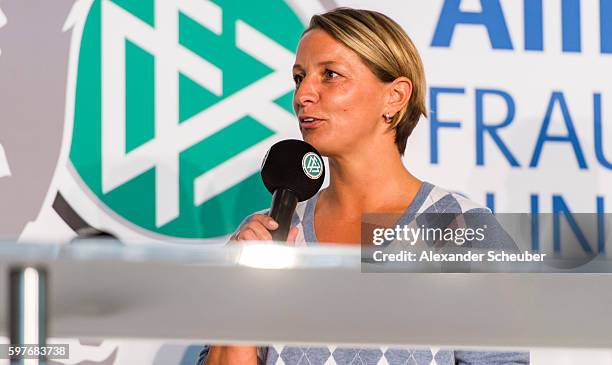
[293,74,304,85]
[324,70,339,79]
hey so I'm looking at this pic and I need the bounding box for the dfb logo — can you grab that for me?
[67,0,305,239]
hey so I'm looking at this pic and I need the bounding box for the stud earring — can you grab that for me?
[384,113,393,123]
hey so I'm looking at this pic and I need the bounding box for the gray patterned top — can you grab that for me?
[197,182,530,365]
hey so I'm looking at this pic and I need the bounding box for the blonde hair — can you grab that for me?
[305,8,427,154]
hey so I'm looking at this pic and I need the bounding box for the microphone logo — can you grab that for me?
[302,152,323,179]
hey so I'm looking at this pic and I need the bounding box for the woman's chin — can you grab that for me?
[301,132,324,149]
[301,134,338,156]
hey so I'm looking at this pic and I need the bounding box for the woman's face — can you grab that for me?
[292,29,389,157]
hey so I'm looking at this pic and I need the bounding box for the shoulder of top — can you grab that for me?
[296,191,320,212]
[294,197,311,220]
[423,184,492,214]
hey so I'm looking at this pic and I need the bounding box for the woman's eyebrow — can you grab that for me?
[317,60,338,66]
[292,61,339,71]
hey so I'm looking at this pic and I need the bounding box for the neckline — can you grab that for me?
[302,181,434,245]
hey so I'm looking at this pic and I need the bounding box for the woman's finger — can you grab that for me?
[286,226,299,244]
[243,221,273,241]
[239,228,258,241]
[250,214,278,231]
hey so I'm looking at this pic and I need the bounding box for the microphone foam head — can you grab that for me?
[261,139,325,202]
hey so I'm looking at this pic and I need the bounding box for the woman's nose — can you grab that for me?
[294,76,319,107]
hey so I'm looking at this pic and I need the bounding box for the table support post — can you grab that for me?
[9,266,47,365]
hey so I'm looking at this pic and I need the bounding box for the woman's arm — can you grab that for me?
[201,345,258,365]
[197,213,299,365]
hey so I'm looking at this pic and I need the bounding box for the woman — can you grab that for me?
[199,7,529,365]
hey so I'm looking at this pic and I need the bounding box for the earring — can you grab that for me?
[384,113,393,123]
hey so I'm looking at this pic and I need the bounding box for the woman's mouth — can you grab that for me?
[300,117,325,129]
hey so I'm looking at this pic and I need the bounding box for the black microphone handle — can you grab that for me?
[269,188,299,241]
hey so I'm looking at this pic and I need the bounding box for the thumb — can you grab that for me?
[286,226,299,244]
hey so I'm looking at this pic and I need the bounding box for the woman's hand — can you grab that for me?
[230,214,299,243]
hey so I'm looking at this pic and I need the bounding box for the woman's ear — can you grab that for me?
[386,77,412,115]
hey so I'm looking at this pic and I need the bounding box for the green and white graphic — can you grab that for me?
[302,152,322,179]
[68,0,304,238]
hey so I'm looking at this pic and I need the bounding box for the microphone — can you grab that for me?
[261,139,325,241]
